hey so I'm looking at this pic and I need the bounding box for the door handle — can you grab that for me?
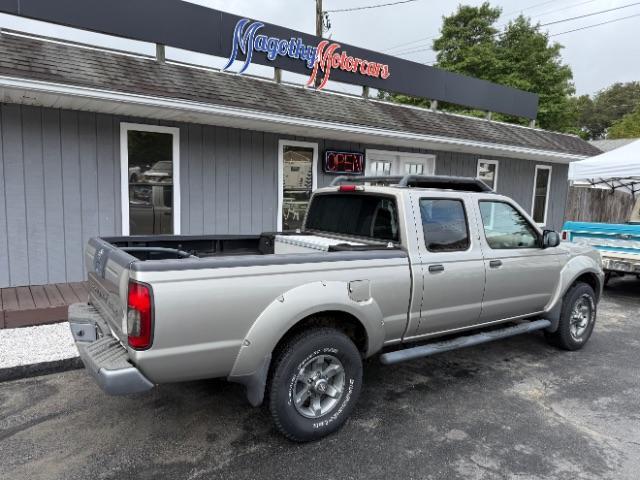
[428,264,445,273]
[489,260,502,268]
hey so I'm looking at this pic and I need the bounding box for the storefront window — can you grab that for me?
[532,165,552,225]
[366,150,435,177]
[121,124,180,235]
[280,142,317,231]
[405,162,424,174]
[477,159,499,190]
[370,161,392,176]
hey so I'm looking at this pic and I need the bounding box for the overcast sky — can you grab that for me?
[0,0,638,96]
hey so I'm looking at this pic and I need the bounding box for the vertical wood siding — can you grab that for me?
[0,104,570,287]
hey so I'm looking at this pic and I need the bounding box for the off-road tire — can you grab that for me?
[268,327,362,442]
[545,282,597,351]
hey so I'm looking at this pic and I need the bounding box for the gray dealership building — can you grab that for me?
[0,12,599,288]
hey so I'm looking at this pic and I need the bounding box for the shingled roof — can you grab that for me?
[0,33,600,158]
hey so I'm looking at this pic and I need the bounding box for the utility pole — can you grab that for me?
[315,0,323,38]
[313,0,323,88]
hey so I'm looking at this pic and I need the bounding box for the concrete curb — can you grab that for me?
[0,356,83,383]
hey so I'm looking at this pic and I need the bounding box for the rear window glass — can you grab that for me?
[420,199,470,252]
[305,194,399,241]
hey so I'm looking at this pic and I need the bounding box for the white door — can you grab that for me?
[366,150,435,177]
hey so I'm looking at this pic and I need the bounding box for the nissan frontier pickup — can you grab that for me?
[69,175,603,441]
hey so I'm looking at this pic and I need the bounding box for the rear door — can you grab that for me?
[407,193,486,338]
[475,197,563,321]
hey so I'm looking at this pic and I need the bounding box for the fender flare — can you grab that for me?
[227,280,386,405]
[545,256,603,333]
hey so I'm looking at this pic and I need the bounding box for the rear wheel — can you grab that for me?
[545,282,597,351]
[268,327,362,442]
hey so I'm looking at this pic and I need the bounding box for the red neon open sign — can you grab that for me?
[324,150,365,175]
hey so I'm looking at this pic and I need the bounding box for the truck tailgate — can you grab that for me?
[85,238,136,342]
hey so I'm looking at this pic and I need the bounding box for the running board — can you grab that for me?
[379,319,551,365]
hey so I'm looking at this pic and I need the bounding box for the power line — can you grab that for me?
[550,11,640,35]
[384,0,640,55]
[325,0,420,13]
[501,0,557,17]
[391,1,640,56]
[395,9,640,59]
[383,0,562,53]
[533,0,598,19]
[538,1,640,27]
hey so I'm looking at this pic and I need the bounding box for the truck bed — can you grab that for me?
[104,232,391,261]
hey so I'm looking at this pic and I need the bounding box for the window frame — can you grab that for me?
[419,197,472,253]
[476,159,499,191]
[365,149,436,177]
[278,139,318,231]
[531,165,552,226]
[304,192,402,244]
[120,122,181,236]
[478,199,542,250]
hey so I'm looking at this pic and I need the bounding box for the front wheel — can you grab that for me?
[268,327,363,442]
[545,282,597,350]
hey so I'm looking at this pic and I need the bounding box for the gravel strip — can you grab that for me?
[0,322,79,369]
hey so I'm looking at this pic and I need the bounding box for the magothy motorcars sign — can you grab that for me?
[0,0,539,119]
[224,19,390,90]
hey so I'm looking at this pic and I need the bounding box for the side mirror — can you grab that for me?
[543,230,561,248]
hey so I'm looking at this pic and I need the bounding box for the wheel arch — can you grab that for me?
[227,281,385,406]
[545,266,603,333]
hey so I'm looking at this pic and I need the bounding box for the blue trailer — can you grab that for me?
[562,199,640,283]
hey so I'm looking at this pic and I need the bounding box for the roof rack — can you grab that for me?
[329,175,493,192]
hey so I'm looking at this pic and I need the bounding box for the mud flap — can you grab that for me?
[228,354,272,407]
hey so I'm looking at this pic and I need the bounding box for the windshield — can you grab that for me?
[305,193,399,242]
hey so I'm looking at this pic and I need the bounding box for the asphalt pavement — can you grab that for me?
[1,276,639,480]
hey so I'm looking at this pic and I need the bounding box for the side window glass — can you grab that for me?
[420,199,470,252]
[479,201,539,249]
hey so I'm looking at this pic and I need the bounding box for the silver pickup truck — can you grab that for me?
[70,175,603,441]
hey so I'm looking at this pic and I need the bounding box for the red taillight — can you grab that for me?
[338,185,364,192]
[127,281,153,350]
[561,230,568,241]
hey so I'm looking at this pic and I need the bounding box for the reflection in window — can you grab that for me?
[128,131,174,235]
[477,160,498,190]
[282,145,314,230]
[479,201,539,249]
[532,167,551,224]
[420,199,469,252]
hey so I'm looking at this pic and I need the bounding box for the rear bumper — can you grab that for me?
[602,255,640,274]
[68,303,154,396]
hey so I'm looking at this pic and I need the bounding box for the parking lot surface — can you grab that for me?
[1,277,639,480]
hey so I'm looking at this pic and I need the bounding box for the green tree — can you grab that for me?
[384,3,576,132]
[573,82,640,139]
[608,105,640,139]
[495,16,574,131]
[433,3,502,81]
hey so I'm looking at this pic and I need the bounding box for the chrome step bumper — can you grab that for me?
[69,303,154,395]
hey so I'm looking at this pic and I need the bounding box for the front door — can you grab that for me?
[409,194,486,338]
[476,199,562,321]
[278,140,318,231]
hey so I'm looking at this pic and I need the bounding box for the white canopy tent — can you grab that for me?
[568,139,640,196]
